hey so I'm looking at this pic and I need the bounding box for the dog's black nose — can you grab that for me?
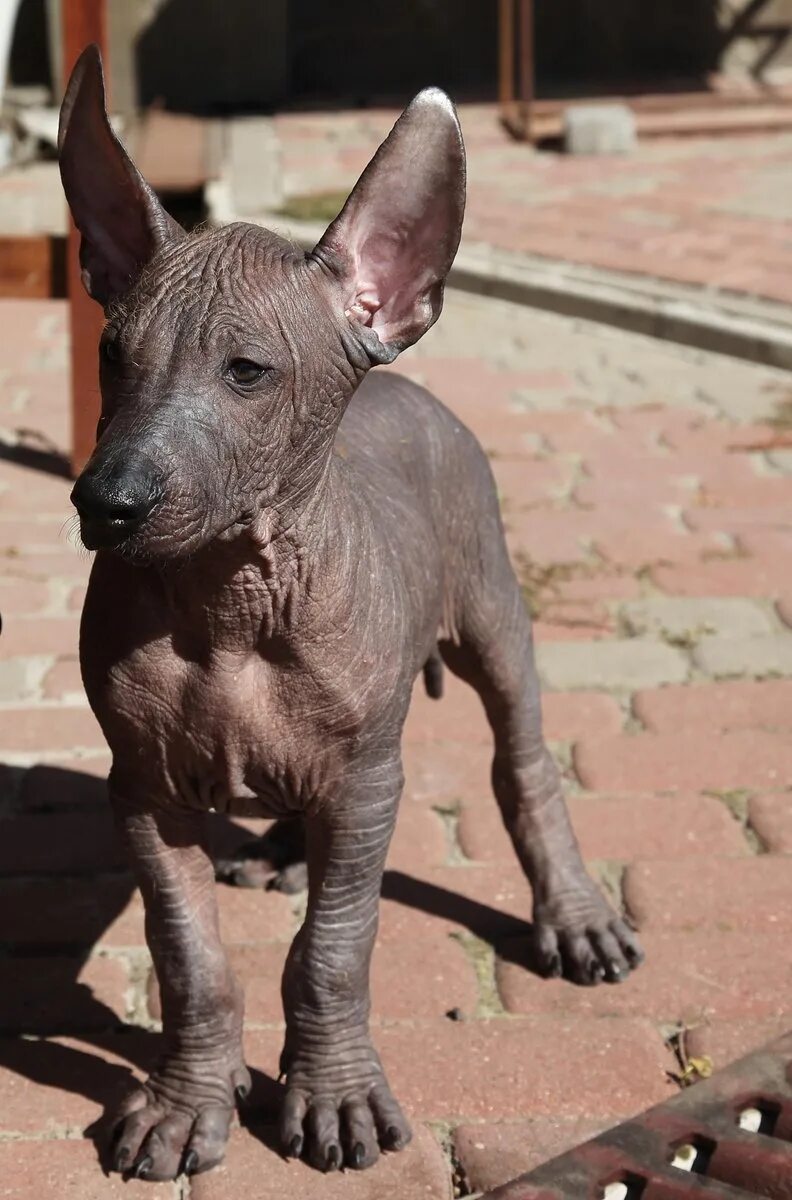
[71,459,161,541]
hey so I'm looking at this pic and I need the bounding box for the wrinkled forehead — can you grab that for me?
[109,223,311,347]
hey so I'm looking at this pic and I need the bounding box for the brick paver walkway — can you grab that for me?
[1,292,791,1197]
[276,107,792,306]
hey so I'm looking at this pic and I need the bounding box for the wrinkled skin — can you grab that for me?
[60,47,643,1183]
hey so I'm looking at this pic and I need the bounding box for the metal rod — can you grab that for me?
[517,0,535,140]
[499,0,515,109]
[63,0,107,477]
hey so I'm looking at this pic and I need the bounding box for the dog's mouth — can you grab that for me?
[78,515,136,552]
[77,505,257,562]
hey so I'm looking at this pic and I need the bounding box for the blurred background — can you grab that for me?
[5,0,791,112]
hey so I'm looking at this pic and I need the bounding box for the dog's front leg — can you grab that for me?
[109,793,249,1181]
[279,757,409,1172]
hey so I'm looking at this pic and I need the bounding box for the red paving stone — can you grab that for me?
[1,615,81,657]
[1,955,128,1033]
[684,1018,792,1073]
[653,557,792,597]
[0,706,104,754]
[244,1018,672,1122]
[458,793,748,864]
[574,730,792,792]
[541,692,624,741]
[0,810,124,874]
[497,932,792,1023]
[454,1117,616,1194]
[0,878,135,946]
[377,862,533,944]
[623,857,792,932]
[0,1034,155,1136]
[0,577,50,614]
[634,679,792,733]
[192,1124,451,1200]
[17,759,110,809]
[153,933,480,1026]
[0,1138,176,1199]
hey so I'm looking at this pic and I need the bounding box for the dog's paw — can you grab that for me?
[214,820,307,892]
[532,883,644,986]
[108,1059,250,1181]
[279,1052,411,1171]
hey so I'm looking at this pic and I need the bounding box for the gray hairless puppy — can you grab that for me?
[59,45,643,1183]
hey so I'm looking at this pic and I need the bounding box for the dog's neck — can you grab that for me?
[155,454,364,659]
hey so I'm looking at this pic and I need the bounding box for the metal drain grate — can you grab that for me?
[482,1031,792,1200]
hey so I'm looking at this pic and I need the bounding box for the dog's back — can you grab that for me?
[339,369,505,581]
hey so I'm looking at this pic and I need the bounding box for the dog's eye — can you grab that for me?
[101,339,120,364]
[226,358,266,386]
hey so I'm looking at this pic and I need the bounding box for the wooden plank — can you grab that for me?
[63,0,107,477]
[530,84,792,117]
[0,235,66,299]
[530,98,792,141]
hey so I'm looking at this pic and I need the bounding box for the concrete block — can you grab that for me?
[693,634,792,679]
[536,639,688,693]
[563,104,636,156]
[226,117,283,216]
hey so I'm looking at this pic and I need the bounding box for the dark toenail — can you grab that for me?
[288,1134,303,1158]
[326,1144,341,1170]
[183,1150,199,1175]
[351,1141,366,1168]
[547,953,562,977]
[132,1155,153,1178]
[386,1125,403,1149]
[445,1007,464,1021]
[235,1083,249,1102]
[114,1147,130,1169]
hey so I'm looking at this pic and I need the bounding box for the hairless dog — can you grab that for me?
[59,45,643,1182]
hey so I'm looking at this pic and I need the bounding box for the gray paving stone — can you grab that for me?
[621,597,775,642]
[536,639,689,692]
[693,634,792,679]
[0,657,49,704]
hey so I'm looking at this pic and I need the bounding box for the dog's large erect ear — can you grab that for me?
[58,45,183,306]
[310,88,466,363]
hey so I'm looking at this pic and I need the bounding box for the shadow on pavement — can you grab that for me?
[0,762,544,1164]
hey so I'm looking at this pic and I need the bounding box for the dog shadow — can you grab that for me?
[0,762,540,1166]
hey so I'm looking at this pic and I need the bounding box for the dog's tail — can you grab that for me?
[423,649,444,700]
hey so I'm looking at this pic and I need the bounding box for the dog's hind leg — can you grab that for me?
[439,494,643,985]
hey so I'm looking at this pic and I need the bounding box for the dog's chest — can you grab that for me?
[111,644,379,816]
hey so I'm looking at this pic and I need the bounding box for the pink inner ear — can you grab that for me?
[344,224,437,345]
[314,87,465,353]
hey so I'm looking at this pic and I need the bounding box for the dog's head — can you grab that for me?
[60,46,465,561]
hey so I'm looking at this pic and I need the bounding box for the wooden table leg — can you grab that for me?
[517,0,535,142]
[62,0,107,477]
[499,0,535,141]
[499,0,515,112]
